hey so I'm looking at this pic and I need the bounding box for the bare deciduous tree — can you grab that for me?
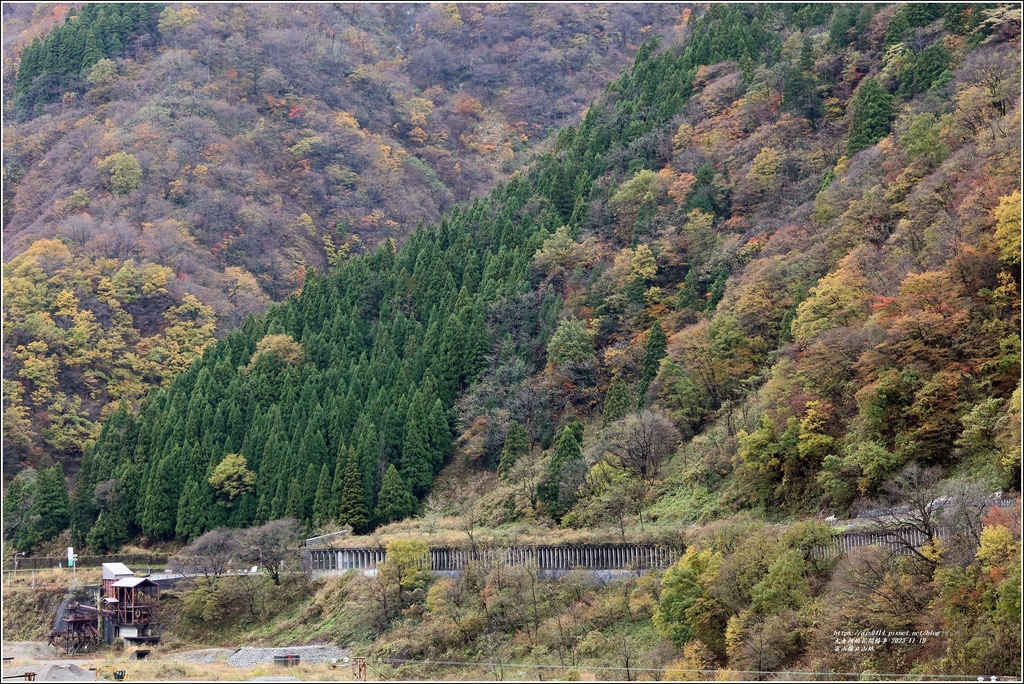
[238,518,303,586]
[868,465,991,568]
[604,410,681,484]
[169,527,240,581]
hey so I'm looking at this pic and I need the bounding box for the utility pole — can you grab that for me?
[352,657,367,681]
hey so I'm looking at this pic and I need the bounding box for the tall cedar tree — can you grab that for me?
[375,464,416,525]
[338,447,370,533]
[638,322,668,409]
[499,421,530,477]
[29,464,70,548]
[847,78,894,155]
[603,374,635,426]
[175,480,205,542]
[401,396,434,495]
[537,425,583,519]
[312,464,333,527]
[284,478,304,523]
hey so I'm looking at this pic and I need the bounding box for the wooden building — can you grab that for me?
[99,563,160,645]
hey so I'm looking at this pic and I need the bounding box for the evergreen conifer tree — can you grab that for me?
[537,426,583,519]
[847,78,894,155]
[87,503,129,554]
[285,478,303,522]
[603,374,634,426]
[141,450,182,540]
[29,463,69,547]
[400,396,433,495]
[175,480,206,542]
[677,270,701,312]
[374,464,416,525]
[705,270,728,313]
[427,398,452,473]
[3,472,34,551]
[638,322,668,409]
[498,421,530,477]
[302,463,318,522]
[270,477,287,520]
[312,464,333,527]
[338,447,370,533]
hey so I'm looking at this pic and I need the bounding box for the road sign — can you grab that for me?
[67,547,77,567]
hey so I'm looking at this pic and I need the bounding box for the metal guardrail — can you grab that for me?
[6,554,169,571]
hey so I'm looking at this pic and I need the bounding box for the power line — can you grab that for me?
[365,656,1015,680]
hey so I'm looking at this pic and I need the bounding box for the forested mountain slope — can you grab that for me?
[6,0,1013,549]
[2,2,689,474]
[4,2,1020,678]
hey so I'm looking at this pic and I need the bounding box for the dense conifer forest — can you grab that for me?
[2,2,1021,679]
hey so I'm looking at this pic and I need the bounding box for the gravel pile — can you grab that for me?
[40,664,94,682]
[177,648,235,663]
[226,645,350,668]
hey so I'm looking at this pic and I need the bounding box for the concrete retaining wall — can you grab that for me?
[308,544,681,580]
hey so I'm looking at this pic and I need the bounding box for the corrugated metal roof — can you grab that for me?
[102,563,134,579]
[112,577,158,588]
